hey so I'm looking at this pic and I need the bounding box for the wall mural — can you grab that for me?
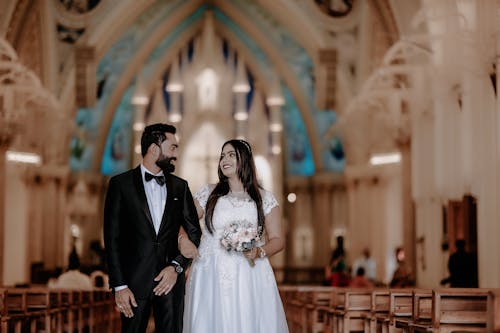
[315,111,345,172]
[101,86,134,175]
[282,86,315,176]
[70,1,345,176]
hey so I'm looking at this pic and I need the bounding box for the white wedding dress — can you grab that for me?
[183,184,289,333]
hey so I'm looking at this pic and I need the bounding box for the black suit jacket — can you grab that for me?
[103,166,201,299]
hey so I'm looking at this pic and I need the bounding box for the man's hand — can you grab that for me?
[153,266,178,296]
[115,288,137,318]
[179,235,199,259]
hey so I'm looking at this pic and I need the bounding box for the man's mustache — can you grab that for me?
[156,156,177,173]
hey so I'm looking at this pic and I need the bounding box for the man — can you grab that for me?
[104,123,201,333]
[441,239,478,288]
[351,247,376,282]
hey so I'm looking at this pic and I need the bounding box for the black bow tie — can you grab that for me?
[145,172,166,186]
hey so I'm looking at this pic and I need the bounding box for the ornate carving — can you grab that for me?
[59,0,102,14]
[314,0,354,18]
[368,0,399,70]
[0,37,61,151]
[75,45,97,107]
[316,49,337,109]
[57,24,85,44]
[5,1,44,81]
[5,0,32,46]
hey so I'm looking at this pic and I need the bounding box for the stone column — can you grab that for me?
[311,173,333,267]
[284,177,313,267]
[399,140,415,282]
[26,168,69,272]
[0,142,7,285]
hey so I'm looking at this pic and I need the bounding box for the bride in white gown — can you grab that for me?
[183,139,289,333]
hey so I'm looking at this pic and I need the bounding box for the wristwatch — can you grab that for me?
[169,262,184,274]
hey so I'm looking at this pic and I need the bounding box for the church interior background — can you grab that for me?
[1,0,499,289]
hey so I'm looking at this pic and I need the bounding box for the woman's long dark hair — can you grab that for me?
[205,139,264,236]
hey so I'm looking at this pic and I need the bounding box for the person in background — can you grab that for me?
[352,247,376,282]
[325,236,350,287]
[49,246,93,290]
[440,239,478,288]
[349,267,373,288]
[390,247,413,288]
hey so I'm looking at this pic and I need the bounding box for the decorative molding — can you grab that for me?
[316,48,337,109]
[75,45,97,107]
[5,0,32,47]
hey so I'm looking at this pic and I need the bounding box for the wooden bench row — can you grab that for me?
[0,288,120,333]
[279,286,500,333]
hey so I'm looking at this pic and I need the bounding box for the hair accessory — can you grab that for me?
[239,140,252,153]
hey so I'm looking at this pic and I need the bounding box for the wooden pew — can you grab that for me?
[285,286,316,333]
[280,286,500,333]
[3,288,28,333]
[431,288,490,333]
[387,289,413,333]
[304,287,334,333]
[318,288,338,333]
[0,288,8,333]
[363,289,389,333]
[0,287,119,333]
[334,289,372,333]
[23,288,64,333]
[408,289,433,332]
[279,285,299,327]
[488,289,500,332]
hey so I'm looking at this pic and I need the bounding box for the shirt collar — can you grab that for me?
[140,164,164,178]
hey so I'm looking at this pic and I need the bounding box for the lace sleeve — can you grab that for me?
[262,190,279,215]
[194,184,213,212]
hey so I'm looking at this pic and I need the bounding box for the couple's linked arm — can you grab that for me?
[173,183,202,265]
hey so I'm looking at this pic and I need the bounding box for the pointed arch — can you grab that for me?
[90,3,325,172]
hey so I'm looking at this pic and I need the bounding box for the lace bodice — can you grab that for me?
[193,184,278,260]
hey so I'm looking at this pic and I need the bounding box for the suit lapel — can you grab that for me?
[158,174,174,235]
[132,166,155,233]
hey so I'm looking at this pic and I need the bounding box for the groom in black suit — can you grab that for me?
[104,123,201,333]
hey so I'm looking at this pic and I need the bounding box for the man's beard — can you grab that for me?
[156,156,176,173]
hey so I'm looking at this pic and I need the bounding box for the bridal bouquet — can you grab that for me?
[220,221,261,267]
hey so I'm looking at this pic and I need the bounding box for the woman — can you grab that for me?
[183,139,289,333]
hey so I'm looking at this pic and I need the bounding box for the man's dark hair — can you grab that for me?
[140,123,176,157]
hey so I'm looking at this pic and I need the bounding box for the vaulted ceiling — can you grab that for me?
[1,0,404,177]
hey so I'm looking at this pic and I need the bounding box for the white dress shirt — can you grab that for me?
[140,164,167,234]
